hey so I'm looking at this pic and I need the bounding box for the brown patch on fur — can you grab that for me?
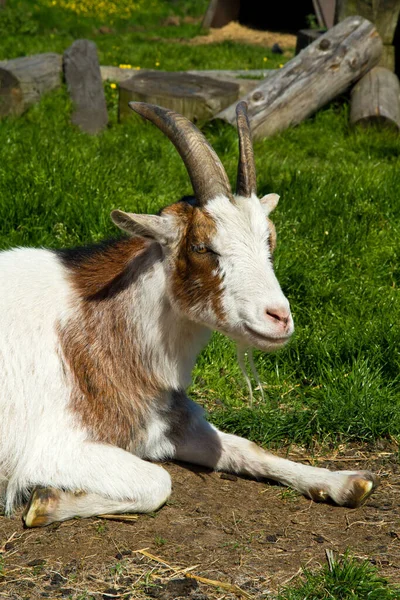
[58,237,152,301]
[58,238,164,449]
[267,218,277,254]
[162,202,226,323]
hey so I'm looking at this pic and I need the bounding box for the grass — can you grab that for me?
[0,0,287,70]
[0,1,399,453]
[278,553,400,599]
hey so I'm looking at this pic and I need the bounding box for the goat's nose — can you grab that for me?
[265,307,290,326]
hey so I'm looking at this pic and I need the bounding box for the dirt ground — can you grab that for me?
[0,446,399,599]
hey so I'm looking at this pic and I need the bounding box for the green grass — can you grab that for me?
[0,0,287,70]
[278,553,400,599]
[0,1,399,453]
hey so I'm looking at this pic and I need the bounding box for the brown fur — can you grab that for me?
[162,202,226,323]
[267,218,277,255]
[58,239,164,449]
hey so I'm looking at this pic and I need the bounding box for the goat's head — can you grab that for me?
[111,102,294,352]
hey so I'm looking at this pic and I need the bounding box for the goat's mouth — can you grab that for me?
[242,324,291,347]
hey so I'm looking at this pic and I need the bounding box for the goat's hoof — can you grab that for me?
[308,488,329,503]
[308,471,379,508]
[22,487,61,527]
[342,472,379,508]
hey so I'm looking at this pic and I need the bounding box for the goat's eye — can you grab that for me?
[192,244,208,254]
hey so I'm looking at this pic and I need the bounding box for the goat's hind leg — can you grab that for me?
[172,416,378,508]
[22,487,148,527]
[20,442,172,527]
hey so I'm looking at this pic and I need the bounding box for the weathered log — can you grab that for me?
[119,71,239,122]
[63,40,108,134]
[350,66,400,129]
[0,53,62,118]
[216,16,383,139]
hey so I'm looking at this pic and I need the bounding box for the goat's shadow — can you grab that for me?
[166,459,285,489]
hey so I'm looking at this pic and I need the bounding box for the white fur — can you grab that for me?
[206,195,294,349]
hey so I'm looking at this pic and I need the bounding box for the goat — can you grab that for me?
[0,102,378,527]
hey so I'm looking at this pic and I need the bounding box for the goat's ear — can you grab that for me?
[111,210,176,245]
[260,193,280,216]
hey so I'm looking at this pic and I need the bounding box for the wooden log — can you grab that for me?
[216,16,383,139]
[119,71,239,122]
[0,53,62,118]
[63,39,108,134]
[350,66,400,129]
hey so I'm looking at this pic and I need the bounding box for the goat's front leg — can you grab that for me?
[172,416,378,508]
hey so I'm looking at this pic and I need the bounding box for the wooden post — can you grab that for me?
[63,40,108,134]
[202,0,240,28]
[216,16,383,139]
[0,53,62,118]
[350,66,400,129]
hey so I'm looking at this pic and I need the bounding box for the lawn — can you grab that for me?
[0,0,399,598]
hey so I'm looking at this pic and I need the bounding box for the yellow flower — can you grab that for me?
[263,57,268,62]
[119,64,132,69]
[155,61,160,67]
[110,83,117,89]
[279,63,284,68]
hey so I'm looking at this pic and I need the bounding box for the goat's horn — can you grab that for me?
[236,101,257,197]
[129,102,233,205]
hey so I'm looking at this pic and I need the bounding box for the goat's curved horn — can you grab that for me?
[236,101,257,197]
[129,102,233,205]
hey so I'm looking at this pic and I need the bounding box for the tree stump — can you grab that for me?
[0,53,62,118]
[350,66,400,129]
[101,67,273,96]
[118,72,239,122]
[216,16,383,139]
[63,40,108,134]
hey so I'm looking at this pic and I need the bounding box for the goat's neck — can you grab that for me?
[64,241,212,394]
[130,262,211,389]
[127,259,211,389]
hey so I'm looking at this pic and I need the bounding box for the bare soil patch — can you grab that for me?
[0,447,399,599]
[190,22,296,49]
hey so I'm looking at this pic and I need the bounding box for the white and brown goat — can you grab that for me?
[0,102,378,527]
